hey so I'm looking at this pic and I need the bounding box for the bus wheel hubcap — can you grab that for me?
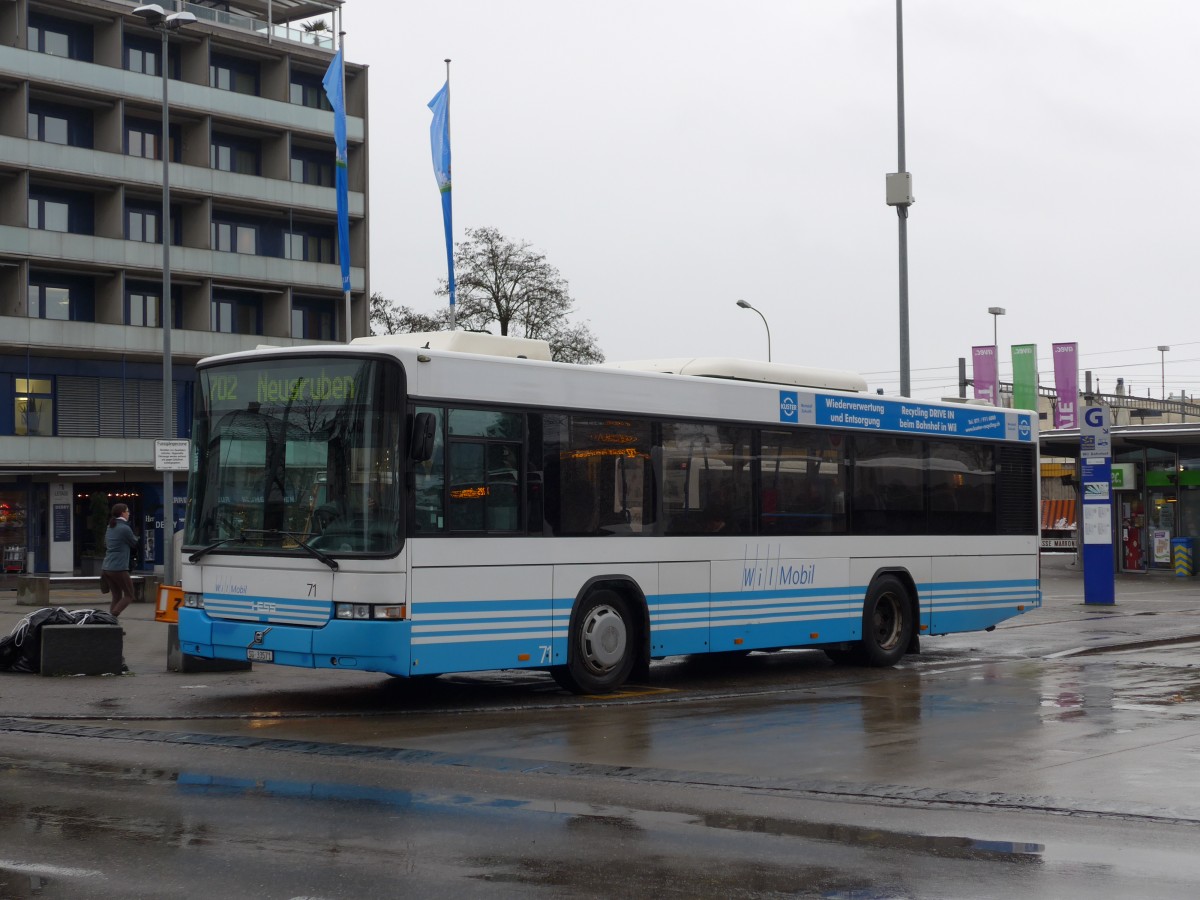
[875,594,901,650]
[582,605,627,672]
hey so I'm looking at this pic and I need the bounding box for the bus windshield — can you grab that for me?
[185,356,403,556]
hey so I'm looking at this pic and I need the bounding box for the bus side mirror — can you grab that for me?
[409,412,437,462]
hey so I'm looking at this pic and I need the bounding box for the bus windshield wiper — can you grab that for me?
[239,528,339,571]
[188,533,248,562]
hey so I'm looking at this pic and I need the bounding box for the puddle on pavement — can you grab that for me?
[1040,658,1200,719]
[470,853,899,898]
[173,770,1042,862]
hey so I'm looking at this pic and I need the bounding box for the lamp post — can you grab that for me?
[885,0,915,397]
[736,299,771,362]
[132,4,196,587]
[1158,345,1170,399]
[988,306,1006,349]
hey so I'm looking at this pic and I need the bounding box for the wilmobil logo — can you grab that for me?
[742,551,818,590]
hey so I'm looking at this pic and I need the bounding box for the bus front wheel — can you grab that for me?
[553,590,636,694]
[858,575,914,667]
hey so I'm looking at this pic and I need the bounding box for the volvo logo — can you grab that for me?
[250,627,272,647]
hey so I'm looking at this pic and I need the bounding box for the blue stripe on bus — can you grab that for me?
[203,577,1037,668]
[414,597,556,615]
[921,578,1039,592]
[407,578,1037,646]
[205,592,330,625]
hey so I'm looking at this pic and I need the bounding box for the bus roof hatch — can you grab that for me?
[609,357,867,392]
[351,332,553,361]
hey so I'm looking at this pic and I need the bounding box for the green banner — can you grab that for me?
[1011,343,1038,411]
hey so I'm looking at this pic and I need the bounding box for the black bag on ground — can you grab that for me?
[0,607,119,674]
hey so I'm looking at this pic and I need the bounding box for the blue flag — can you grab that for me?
[322,49,351,294]
[428,81,456,308]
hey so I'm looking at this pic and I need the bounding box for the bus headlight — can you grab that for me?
[183,592,205,608]
[335,603,406,620]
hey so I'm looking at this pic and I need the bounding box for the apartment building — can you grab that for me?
[0,0,368,577]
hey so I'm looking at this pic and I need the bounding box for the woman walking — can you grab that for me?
[102,503,140,617]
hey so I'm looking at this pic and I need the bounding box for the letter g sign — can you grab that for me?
[1084,407,1105,429]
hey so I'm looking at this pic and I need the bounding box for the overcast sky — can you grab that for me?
[345,1,1200,402]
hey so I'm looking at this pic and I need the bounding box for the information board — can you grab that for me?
[155,439,191,472]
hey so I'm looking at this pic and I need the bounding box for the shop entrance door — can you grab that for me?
[74,489,143,575]
[1147,488,1177,570]
[1119,493,1146,572]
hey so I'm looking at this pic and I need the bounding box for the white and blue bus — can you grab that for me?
[178,333,1040,694]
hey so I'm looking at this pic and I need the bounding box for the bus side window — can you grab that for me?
[560,477,598,535]
[486,443,521,531]
[412,406,445,532]
[759,428,847,536]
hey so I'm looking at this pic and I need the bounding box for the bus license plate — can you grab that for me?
[247,648,273,662]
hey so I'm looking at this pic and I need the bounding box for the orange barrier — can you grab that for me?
[155,584,183,624]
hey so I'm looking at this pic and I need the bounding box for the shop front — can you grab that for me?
[0,476,185,578]
[1,481,30,576]
[1043,425,1200,575]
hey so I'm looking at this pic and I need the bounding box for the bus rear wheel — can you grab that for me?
[858,575,914,667]
[552,590,636,694]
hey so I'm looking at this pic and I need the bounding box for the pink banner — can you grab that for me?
[1052,342,1078,428]
[972,345,998,403]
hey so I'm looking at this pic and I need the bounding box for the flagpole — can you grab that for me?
[445,58,455,331]
[341,22,351,342]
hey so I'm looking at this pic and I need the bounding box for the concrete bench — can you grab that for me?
[15,574,155,607]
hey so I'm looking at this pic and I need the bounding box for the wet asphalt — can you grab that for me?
[4,556,1200,898]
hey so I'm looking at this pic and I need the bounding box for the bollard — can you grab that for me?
[166,623,251,673]
[1172,537,1194,577]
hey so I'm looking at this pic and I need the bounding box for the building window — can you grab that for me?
[125,35,159,75]
[211,220,258,255]
[211,292,262,335]
[28,197,69,233]
[126,123,158,160]
[210,54,260,95]
[290,147,334,187]
[210,134,261,175]
[284,228,334,263]
[127,202,180,245]
[125,118,179,161]
[29,274,94,322]
[289,70,331,109]
[126,205,159,243]
[29,188,92,235]
[28,109,67,145]
[14,378,54,437]
[128,291,159,327]
[28,101,92,148]
[28,284,69,320]
[29,14,92,62]
[125,283,182,328]
[292,298,337,340]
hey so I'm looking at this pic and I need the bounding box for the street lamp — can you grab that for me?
[1158,345,1170,399]
[887,0,914,398]
[988,306,1006,348]
[132,4,196,587]
[736,299,771,362]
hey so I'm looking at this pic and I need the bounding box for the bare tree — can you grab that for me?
[369,292,452,335]
[437,227,604,364]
